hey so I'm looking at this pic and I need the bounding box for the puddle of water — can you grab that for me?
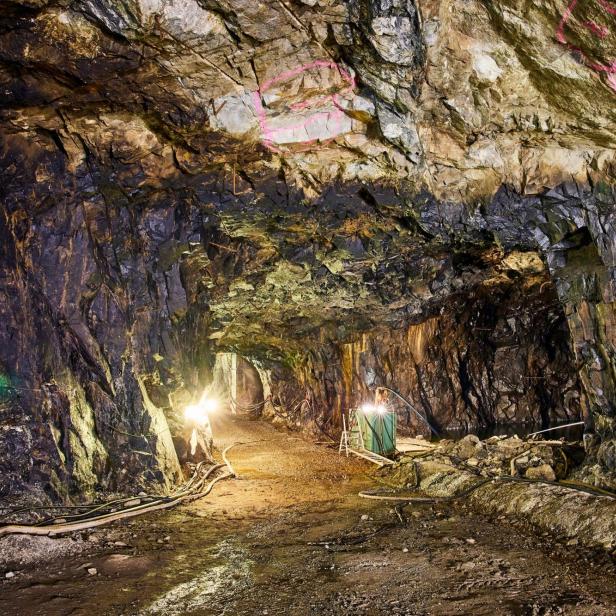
[439,420,584,442]
[142,540,253,616]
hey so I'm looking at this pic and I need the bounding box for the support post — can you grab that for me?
[231,352,237,414]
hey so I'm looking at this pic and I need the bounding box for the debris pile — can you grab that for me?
[375,433,616,552]
[437,434,584,481]
[384,434,586,489]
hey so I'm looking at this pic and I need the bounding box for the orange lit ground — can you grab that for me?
[1,416,615,615]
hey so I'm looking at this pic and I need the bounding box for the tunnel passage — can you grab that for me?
[263,265,583,439]
[171,354,266,467]
[235,357,266,417]
[212,354,266,418]
[3,9,616,613]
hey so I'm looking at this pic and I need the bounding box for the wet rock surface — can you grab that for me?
[1,419,616,616]
[381,432,616,550]
[262,280,581,438]
[1,0,616,499]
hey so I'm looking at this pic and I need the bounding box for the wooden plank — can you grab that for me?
[347,447,395,467]
[397,437,435,449]
[396,437,435,454]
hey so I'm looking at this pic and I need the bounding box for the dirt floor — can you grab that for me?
[1,416,616,615]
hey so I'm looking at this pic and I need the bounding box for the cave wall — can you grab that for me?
[547,225,616,480]
[2,133,615,499]
[261,276,582,437]
[0,133,188,502]
[1,0,616,499]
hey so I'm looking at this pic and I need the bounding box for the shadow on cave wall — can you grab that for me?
[263,274,582,439]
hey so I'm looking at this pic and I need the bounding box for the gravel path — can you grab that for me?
[1,416,615,615]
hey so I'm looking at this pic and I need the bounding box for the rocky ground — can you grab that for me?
[418,433,584,482]
[1,417,615,616]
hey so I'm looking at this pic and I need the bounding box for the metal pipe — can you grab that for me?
[528,421,584,438]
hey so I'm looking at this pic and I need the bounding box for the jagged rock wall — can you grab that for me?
[2,1,616,196]
[0,143,186,501]
[1,0,616,499]
[260,275,582,437]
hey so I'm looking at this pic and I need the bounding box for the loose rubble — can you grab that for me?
[381,433,616,552]
[438,434,584,481]
[385,433,585,489]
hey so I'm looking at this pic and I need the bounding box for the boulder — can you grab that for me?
[454,435,481,460]
[525,464,557,482]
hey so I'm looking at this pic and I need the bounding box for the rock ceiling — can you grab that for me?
[1,1,616,496]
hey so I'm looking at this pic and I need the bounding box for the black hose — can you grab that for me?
[375,386,439,435]
[0,461,230,529]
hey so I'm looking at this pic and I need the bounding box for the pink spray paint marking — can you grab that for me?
[252,60,356,153]
[584,20,610,38]
[556,0,616,90]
